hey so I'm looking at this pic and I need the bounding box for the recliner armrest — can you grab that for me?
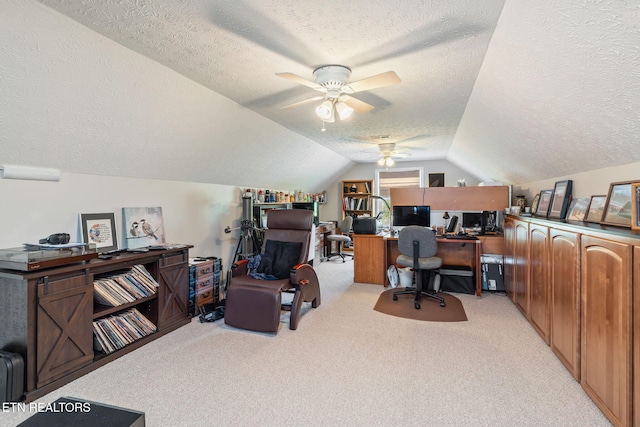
[231,259,249,277]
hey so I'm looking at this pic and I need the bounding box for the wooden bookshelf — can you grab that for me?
[341,179,373,220]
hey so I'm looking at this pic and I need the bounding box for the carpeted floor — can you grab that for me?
[2,259,612,427]
[374,288,467,321]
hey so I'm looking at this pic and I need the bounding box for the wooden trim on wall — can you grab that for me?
[390,186,510,211]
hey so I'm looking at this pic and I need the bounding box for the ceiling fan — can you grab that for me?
[375,142,410,167]
[276,65,400,122]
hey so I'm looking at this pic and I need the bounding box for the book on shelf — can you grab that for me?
[93,308,157,354]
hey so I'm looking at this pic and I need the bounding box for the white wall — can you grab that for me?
[0,172,245,266]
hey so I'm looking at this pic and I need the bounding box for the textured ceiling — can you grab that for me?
[35,0,505,165]
[27,0,640,186]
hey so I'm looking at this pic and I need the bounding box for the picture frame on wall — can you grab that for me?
[548,180,573,219]
[80,212,118,253]
[632,183,640,231]
[584,195,607,223]
[601,181,636,228]
[428,173,444,187]
[534,190,553,217]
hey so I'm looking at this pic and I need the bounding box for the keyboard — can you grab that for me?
[443,234,478,240]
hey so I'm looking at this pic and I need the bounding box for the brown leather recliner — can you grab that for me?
[224,209,321,333]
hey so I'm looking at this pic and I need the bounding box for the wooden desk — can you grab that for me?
[353,233,505,296]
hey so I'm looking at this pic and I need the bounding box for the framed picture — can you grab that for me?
[535,190,553,217]
[428,173,444,187]
[632,183,640,231]
[548,180,573,219]
[530,193,540,215]
[122,207,165,249]
[584,195,607,224]
[566,197,590,221]
[601,181,637,227]
[80,213,118,253]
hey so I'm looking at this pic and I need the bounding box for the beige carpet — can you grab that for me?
[374,289,467,321]
[3,259,612,427]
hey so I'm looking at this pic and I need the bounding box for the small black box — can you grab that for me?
[352,217,377,234]
[439,266,475,294]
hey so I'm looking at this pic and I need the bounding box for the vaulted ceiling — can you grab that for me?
[11,1,640,186]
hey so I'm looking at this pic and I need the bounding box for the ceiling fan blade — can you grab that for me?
[341,95,375,114]
[280,95,324,110]
[346,71,401,93]
[276,72,322,91]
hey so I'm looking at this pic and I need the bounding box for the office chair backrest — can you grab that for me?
[339,216,353,235]
[398,226,437,258]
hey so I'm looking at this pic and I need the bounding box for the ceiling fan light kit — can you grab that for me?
[277,64,400,127]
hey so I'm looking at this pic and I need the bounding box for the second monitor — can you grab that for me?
[392,205,431,227]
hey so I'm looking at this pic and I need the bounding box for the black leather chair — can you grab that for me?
[224,209,321,333]
[393,226,446,309]
[326,216,353,262]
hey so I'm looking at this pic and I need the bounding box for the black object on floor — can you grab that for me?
[18,396,145,427]
[199,302,225,322]
[0,349,24,403]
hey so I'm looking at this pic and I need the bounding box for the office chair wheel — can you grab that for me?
[414,301,420,309]
[393,295,398,301]
[440,301,446,307]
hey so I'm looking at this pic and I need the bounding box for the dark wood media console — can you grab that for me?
[0,246,192,402]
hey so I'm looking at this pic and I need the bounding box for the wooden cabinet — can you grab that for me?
[529,223,550,343]
[0,247,191,402]
[514,220,530,317]
[503,218,515,299]
[341,180,373,220]
[504,215,637,426]
[581,235,632,427]
[549,228,580,380]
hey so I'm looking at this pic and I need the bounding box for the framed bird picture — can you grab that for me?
[122,206,165,249]
[80,212,118,253]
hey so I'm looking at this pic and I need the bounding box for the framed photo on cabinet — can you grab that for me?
[548,180,573,219]
[566,197,590,221]
[601,181,637,227]
[584,195,607,223]
[632,183,640,231]
[80,212,118,253]
[534,190,553,217]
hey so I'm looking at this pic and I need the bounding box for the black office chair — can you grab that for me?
[393,226,446,309]
[326,216,353,262]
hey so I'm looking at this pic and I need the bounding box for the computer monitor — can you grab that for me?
[462,212,483,229]
[392,205,430,227]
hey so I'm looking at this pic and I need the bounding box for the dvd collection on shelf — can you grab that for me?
[93,308,157,354]
[93,264,158,306]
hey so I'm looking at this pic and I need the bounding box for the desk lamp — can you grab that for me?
[369,195,394,236]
